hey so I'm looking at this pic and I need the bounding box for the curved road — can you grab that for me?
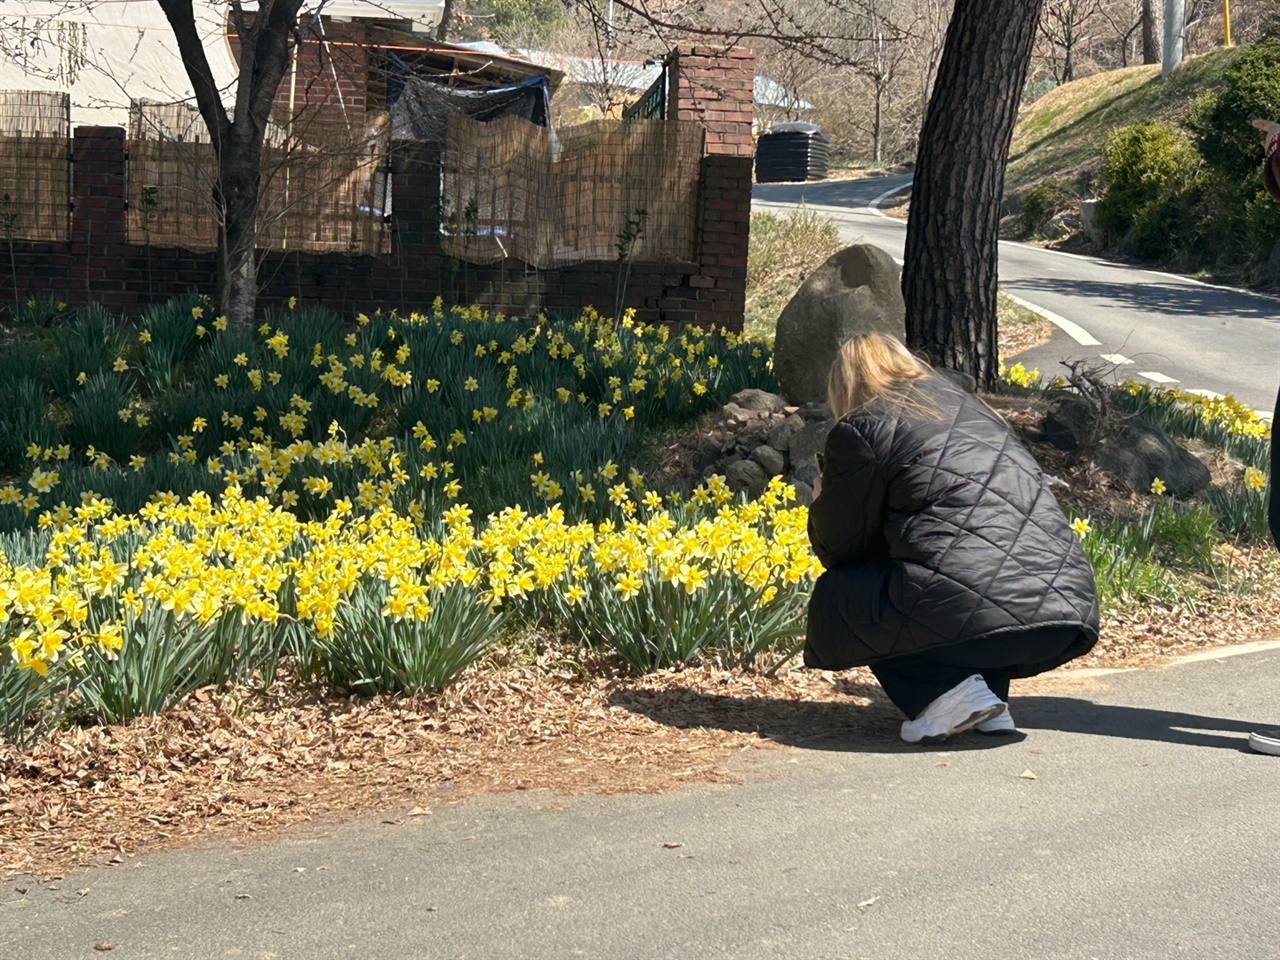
[754,176,1280,414]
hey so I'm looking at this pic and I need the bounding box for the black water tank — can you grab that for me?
[755,122,830,183]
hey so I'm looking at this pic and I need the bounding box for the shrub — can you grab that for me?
[1019,180,1075,237]
[1096,121,1201,242]
[1187,36,1280,181]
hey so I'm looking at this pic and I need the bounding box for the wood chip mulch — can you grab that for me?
[4,558,1279,883]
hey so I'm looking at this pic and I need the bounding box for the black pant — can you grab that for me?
[1270,381,1279,551]
[869,626,1083,719]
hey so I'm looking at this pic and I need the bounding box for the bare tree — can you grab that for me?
[1038,0,1105,83]
[154,0,314,325]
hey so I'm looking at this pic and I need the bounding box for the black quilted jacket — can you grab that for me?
[804,375,1099,672]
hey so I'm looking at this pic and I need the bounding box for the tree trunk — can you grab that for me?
[215,146,262,325]
[1141,0,1159,64]
[901,0,1043,388]
[436,0,455,42]
[873,83,883,164]
[157,0,304,325]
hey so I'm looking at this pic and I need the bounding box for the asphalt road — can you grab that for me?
[4,643,1279,959]
[754,176,1280,414]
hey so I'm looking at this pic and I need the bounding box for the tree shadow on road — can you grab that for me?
[1010,277,1280,321]
[611,678,1268,754]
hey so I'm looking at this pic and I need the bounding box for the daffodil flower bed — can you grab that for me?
[0,294,1272,746]
[0,296,774,529]
[0,473,820,743]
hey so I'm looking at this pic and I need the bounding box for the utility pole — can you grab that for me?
[1223,0,1233,47]
[1162,0,1185,78]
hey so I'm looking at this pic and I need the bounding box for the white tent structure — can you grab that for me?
[0,1,238,127]
[0,1,446,127]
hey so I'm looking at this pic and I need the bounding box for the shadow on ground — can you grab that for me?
[1010,277,1280,321]
[611,679,1266,754]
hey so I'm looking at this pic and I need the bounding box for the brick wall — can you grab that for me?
[3,48,754,330]
[231,16,371,137]
[667,46,755,157]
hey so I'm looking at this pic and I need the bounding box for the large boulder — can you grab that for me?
[729,388,787,414]
[772,244,906,405]
[1097,420,1211,498]
[787,419,834,473]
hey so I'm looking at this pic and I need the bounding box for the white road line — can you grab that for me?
[1183,388,1224,399]
[1099,353,1133,365]
[868,182,910,219]
[1001,293,1101,346]
[1138,370,1179,384]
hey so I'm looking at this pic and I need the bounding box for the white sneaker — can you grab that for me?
[976,704,1017,735]
[899,675,1007,744]
[1249,730,1280,756]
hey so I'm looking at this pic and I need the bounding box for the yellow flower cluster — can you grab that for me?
[4,301,768,522]
[1124,382,1271,440]
[2,478,819,679]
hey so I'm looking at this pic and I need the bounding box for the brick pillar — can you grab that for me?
[667,46,755,157]
[70,126,128,303]
[693,154,752,331]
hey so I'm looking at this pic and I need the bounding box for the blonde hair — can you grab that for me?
[827,333,935,421]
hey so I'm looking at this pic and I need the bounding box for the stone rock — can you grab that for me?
[729,388,787,414]
[773,243,906,405]
[750,444,786,477]
[1079,198,1105,247]
[695,437,722,472]
[790,481,814,507]
[788,419,834,472]
[1043,395,1095,452]
[1097,420,1211,498]
[725,459,767,498]
[767,414,806,452]
[794,461,820,486]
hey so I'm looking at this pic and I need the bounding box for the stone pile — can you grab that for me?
[695,389,834,504]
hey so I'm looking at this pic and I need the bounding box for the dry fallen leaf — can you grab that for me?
[93,943,114,952]
[1019,769,1038,780]
[857,896,879,908]
[661,842,683,849]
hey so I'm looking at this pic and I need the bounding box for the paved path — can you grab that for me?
[754,177,1280,414]
[4,644,1280,959]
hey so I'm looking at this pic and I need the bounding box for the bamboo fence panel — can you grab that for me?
[0,91,70,242]
[126,100,385,255]
[442,116,704,268]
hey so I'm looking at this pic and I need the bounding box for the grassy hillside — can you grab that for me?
[1006,48,1243,199]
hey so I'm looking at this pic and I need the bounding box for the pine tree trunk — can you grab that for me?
[1142,0,1159,64]
[901,0,1043,389]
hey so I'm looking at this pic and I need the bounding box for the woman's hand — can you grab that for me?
[812,471,822,499]
[1252,118,1280,156]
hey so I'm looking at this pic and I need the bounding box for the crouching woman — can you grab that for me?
[805,334,1099,744]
